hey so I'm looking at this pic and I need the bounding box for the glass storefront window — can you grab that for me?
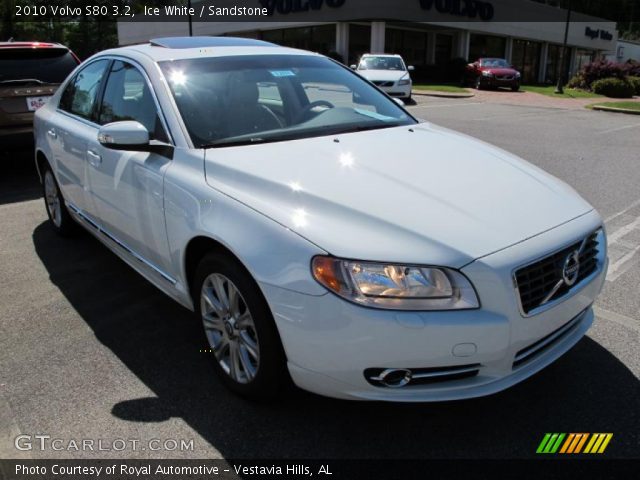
[575,49,595,73]
[469,34,506,62]
[512,39,541,83]
[385,28,428,66]
[349,24,371,65]
[435,34,453,65]
[261,25,336,56]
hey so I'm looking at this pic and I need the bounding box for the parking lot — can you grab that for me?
[1,95,638,460]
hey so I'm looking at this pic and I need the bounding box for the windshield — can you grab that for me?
[358,56,406,71]
[0,48,78,84]
[160,55,415,148]
[480,58,510,68]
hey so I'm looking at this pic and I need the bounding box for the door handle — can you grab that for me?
[87,149,102,167]
[47,129,57,139]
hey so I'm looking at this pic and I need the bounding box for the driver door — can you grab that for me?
[87,60,174,277]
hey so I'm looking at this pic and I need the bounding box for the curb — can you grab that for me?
[590,105,640,115]
[412,90,475,99]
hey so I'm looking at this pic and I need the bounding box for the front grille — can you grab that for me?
[515,231,600,315]
[496,75,514,81]
[373,80,394,87]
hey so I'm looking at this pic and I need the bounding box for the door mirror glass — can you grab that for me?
[98,121,150,150]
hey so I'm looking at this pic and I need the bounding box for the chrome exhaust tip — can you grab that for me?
[369,368,412,388]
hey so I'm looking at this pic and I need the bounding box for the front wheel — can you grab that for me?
[194,253,287,400]
[42,165,77,236]
[512,84,520,92]
[475,77,483,90]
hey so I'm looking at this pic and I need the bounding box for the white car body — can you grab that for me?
[34,37,607,401]
[355,54,413,100]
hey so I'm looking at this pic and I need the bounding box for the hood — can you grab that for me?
[357,69,409,82]
[481,67,519,76]
[204,123,592,268]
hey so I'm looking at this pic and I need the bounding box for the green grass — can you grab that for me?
[586,101,640,111]
[521,85,603,99]
[413,83,469,93]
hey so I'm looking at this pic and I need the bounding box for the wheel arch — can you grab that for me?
[35,149,50,183]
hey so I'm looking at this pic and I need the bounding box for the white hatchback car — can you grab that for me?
[352,54,414,101]
[34,37,607,402]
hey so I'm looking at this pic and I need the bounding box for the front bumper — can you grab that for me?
[379,83,412,99]
[480,76,520,88]
[262,210,607,401]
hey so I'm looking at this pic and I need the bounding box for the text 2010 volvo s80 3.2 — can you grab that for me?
[34,37,608,401]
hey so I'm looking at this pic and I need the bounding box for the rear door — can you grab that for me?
[49,59,110,219]
[0,47,79,132]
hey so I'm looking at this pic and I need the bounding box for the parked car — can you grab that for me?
[352,54,414,101]
[0,41,79,149]
[464,58,521,91]
[35,37,607,402]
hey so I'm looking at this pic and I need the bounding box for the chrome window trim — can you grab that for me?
[512,228,606,318]
[56,55,175,146]
[66,202,177,285]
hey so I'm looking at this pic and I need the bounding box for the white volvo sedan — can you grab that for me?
[34,37,607,401]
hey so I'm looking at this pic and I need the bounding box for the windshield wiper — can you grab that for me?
[331,123,404,135]
[202,137,272,149]
[0,78,45,85]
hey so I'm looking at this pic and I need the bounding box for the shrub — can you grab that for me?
[623,60,640,78]
[627,76,640,96]
[568,59,628,90]
[591,77,635,98]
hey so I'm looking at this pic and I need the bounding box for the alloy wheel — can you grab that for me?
[44,170,62,227]
[200,273,260,384]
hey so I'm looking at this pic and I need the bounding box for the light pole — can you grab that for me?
[187,0,193,37]
[555,0,572,94]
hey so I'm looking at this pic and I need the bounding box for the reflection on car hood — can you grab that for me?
[482,67,518,75]
[357,70,408,82]
[204,123,592,267]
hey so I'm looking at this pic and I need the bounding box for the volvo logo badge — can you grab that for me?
[562,251,581,287]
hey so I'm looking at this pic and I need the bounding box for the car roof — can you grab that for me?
[361,53,402,58]
[107,36,318,62]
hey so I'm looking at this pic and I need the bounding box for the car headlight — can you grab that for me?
[398,78,411,86]
[515,72,521,78]
[312,256,479,310]
[482,71,493,77]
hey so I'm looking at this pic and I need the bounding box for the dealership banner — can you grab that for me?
[1,459,639,480]
[7,0,635,23]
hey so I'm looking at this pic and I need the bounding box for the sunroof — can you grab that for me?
[149,37,276,49]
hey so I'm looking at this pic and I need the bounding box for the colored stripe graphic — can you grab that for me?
[538,433,613,454]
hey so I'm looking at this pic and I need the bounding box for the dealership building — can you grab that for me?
[118,0,619,84]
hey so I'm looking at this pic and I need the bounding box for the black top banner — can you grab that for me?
[5,0,629,23]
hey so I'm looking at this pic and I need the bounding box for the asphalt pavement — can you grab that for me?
[0,96,638,460]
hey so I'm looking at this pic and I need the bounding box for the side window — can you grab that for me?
[59,59,109,120]
[99,61,168,142]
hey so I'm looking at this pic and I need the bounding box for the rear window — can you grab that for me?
[0,48,79,84]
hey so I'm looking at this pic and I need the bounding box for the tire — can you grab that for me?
[193,252,287,400]
[42,163,78,236]
[512,85,520,92]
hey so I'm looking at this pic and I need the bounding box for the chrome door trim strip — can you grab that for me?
[66,202,177,285]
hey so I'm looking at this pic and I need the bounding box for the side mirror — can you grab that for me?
[407,65,415,71]
[350,64,357,70]
[98,121,150,150]
[98,121,174,157]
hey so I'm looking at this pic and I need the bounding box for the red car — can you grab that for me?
[464,58,521,91]
[0,41,80,149]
